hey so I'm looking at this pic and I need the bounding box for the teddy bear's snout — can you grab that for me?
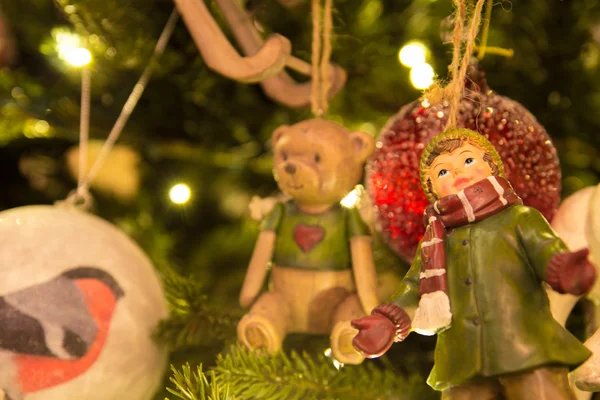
[284,163,297,175]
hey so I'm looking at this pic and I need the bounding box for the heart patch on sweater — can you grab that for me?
[293,224,325,252]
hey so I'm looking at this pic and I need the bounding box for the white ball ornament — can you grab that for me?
[549,186,600,324]
[570,183,600,396]
[585,183,600,282]
[0,205,169,400]
[549,184,600,398]
[551,186,595,251]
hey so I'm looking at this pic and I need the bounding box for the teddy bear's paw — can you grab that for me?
[330,320,365,365]
[237,313,283,353]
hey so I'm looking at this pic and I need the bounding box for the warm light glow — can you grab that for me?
[410,63,435,89]
[341,186,362,208]
[169,183,191,204]
[398,42,428,67]
[54,29,92,66]
[62,48,92,67]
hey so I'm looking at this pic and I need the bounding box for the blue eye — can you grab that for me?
[438,169,449,178]
[465,157,476,166]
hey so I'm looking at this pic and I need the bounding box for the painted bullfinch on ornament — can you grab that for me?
[0,267,124,400]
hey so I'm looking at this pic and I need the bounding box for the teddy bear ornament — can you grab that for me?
[352,128,597,399]
[237,118,379,364]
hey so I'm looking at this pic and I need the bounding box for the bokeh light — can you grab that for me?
[410,63,435,89]
[62,48,92,67]
[53,28,92,66]
[398,41,428,67]
[169,183,192,204]
[23,119,52,139]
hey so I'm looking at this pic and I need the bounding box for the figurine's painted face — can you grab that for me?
[270,119,374,207]
[428,143,493,198]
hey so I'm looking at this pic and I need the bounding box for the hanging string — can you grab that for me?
[445,0,467,129]
[310,0,322,116]
[310,0,334,117]
[77,65,91,202]
[319,0,334,114]
[60,8,179,209]
[446,0,485,129]
[424,0,486,130]
[422,0,465,117]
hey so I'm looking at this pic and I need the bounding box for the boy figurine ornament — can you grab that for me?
[352,128,596,400]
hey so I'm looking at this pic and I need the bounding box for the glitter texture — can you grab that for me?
[367,63,561,262]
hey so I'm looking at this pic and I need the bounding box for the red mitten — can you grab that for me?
[546,248,597,296]
[351,303,411,358]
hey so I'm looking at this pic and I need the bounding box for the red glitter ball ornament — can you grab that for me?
[367,62,561,262]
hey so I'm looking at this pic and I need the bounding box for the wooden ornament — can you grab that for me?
[176,0,347,107]
[214,0,346,108]
[238,119,377,364]
[174,0,291,83]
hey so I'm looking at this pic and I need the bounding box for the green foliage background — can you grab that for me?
[0,0,599,398]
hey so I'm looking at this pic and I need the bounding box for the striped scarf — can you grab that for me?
[412,176,522,335]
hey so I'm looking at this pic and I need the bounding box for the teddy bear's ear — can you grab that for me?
[271,125,290,147]
[349,131,375,162]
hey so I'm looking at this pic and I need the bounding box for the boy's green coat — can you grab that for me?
[391,204,591,391]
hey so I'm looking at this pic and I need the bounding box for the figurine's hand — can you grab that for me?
[351,315,396,358]
[560,249,597,296]
[547,248,597,296]
[351,303,411,358]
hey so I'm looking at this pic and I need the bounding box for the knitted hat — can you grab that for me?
[420,128,505,203]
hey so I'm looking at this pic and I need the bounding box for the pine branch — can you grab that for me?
[213,345,436,400]
[166,363,232,400]
[154,310,239,350]
[154,269,241,350]
[160,268,211,315]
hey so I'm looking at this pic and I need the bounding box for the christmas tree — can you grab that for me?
[0,0,599,399]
